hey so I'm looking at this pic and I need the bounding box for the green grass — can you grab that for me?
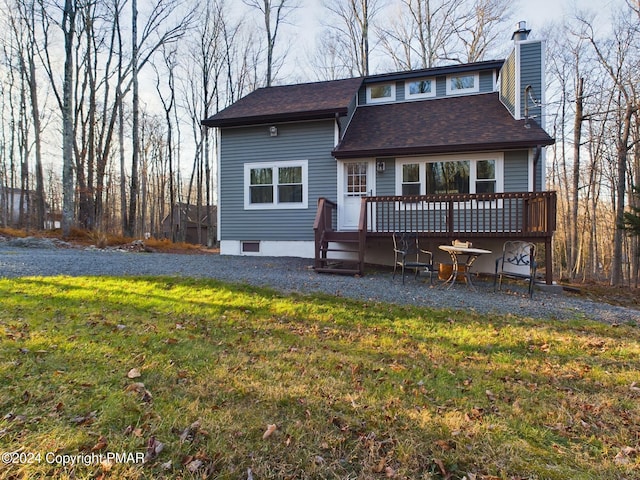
[0,276,639,479]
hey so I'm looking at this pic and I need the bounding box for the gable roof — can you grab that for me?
[332,92,554,159]
[201,77,363,128]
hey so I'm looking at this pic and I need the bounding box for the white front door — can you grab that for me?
[338,160,375,230]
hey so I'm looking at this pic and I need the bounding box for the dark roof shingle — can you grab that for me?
[333,93,554,158]
[202,77,363,127]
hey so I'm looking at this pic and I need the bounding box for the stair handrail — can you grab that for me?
[314,198,337,269]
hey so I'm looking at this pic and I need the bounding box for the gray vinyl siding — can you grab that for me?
[519,41,543,122]
[376,158,396,196]
[479,70,494,92]
[219,120,337,241]
[504,150,529,192]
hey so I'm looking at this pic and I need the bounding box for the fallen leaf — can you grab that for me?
[144,436,164,462]
[125,382,152,402]
[100,459,113,471]
[127,368,142,379]
[435,439,453,451]
[434,458,447,476]
[262,424,277,439]
[179,420,201,444]
[91,436,108,452]
[70,411,97,426]
[614,451,630,465]
[186,459,203,472]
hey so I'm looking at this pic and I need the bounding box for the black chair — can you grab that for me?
[392,232,435,284]
[494,241,537,297]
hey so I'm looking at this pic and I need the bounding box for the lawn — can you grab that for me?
[0,276,638,479]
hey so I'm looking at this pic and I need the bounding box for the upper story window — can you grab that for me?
[406,78,436,99]
[446,73,479,95]
[244,160,308,210]
[366,83,396,104]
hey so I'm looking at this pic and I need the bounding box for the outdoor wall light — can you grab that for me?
[376,161,386,173]
[269,126,278,136]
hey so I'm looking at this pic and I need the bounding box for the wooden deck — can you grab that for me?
[314,191,557,283]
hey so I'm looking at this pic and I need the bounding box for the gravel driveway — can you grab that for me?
[1,239,638,324]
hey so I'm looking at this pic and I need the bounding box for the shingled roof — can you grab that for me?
[201,77,363,128]
[333,92,554,159]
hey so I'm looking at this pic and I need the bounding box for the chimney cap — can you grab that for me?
[512,20,531,41]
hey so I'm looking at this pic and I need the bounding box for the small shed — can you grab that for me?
[161,203,217,246]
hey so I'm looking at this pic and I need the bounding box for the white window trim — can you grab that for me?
[366,83,396,104]
[394,153,504,208]
[244,160,308,210]
[405,78,436,100]
[446,72,480,95]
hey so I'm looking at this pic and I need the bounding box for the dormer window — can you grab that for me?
[406,78,436,99]
[446,73,479,95]
[366,83,396,104]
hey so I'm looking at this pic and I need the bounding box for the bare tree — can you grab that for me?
[10,0,46,229]
[378,0,464,70]
[580,10,639,285]
[454,0,513,63]
[243,0,298,87]
[125,0,194,237]
[61,0,77,238]
[322,0,384,76]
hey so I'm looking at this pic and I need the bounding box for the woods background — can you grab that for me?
[0,0,638,287]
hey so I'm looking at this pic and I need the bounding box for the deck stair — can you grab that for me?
[315,230,363,275]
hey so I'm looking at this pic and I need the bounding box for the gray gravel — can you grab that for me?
[1,238,638,324]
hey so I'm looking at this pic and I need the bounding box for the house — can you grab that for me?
[202,22,556,283]
[161,203,217,246]
[0,186,35,227]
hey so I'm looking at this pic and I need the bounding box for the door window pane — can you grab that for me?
[347,162,367,195]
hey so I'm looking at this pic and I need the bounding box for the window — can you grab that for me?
[426,161,470,194]
[402,163,421,195]
[366,83,396,103]
[406,78,436,99]
[396,154,502,197]
[446,73,479,95]
[475,160,496,193]
[346,162,368,196]
[244,160,308,209]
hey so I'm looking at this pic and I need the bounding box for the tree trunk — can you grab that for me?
[570,77,584,279]
[61,0,76,238]
[127,0,139,238]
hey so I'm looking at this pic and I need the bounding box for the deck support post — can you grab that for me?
[545,237,553,285]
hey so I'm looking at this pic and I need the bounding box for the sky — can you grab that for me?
[284,0,615,82]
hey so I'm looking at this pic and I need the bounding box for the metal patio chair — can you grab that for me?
[494,240,537,297]
[392,232,435,284]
